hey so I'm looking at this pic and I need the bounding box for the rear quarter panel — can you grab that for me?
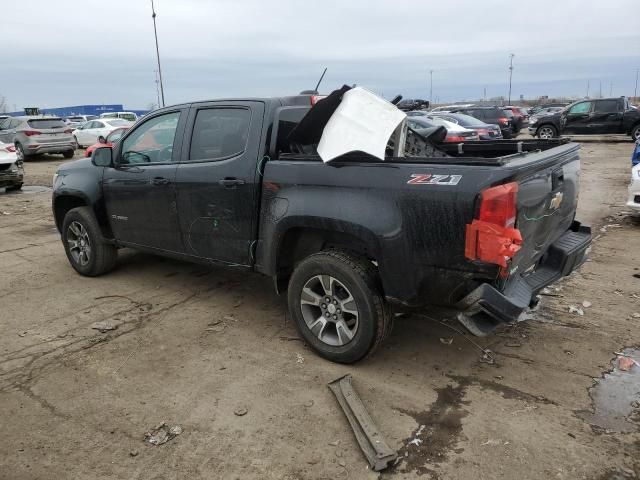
[257,159,500,306]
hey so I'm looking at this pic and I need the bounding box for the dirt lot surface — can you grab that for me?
[1,139,639,480]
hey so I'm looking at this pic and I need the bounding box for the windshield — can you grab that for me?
[27,119,66,129]
[105,119,131,127]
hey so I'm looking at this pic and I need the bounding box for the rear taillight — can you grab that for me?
[465,182,522,269]
[4,145,16,153]
[479,182,518,227]
[498,117,509,124]
[23,130,41,137]
[445,135,466,143]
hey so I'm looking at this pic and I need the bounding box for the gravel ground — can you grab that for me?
[0,138,639,480]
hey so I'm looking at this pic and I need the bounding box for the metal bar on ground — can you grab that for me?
[328,374,397,471]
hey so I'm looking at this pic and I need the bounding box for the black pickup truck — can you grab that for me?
[52,90,591,363]
[530,97,640,140]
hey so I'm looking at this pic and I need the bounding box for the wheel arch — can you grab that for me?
[53,194,113,239]
[268,224,381,294]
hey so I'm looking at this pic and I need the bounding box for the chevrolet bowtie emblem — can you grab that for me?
[549,192,563,211]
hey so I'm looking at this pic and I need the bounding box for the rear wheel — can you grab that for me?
[537,125,558,139]
[6,183,22,192]
[631,124,640,142]
[63,150,74,159]
[62,207,117,276]
[287,250,392,363]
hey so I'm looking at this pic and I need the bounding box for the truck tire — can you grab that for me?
[62,207,117,277]
[631,124,640,142]
[536,125,557,139]
[287,250,392,363]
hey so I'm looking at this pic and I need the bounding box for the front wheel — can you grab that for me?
[537,125,558,139]
[6,183,22,191]
[62,207,117,276]
[287,250,392,363]
[631,125,640,142]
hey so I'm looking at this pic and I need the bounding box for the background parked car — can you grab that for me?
[503,106,529,132]
[64,115,97,128]
[396,98,429,112]
[84,126,130,157]
[528,103,570,116]
[0,141,23,191]
[0,116,75,160]
[99,111,138,122]
[527,107,566,136]
[429,103,475,113]
[73,119,132,148]
[407,116,479,142]
[627,162,640,214]
[426,112,503,140]
[444,106,514,138]
[529,97,640,140]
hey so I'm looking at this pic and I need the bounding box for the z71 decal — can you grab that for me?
[407,174,462,186]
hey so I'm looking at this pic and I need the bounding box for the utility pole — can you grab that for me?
[586,80,589,98]
[507,53,515,104]
[151,0,165,107]
[599,81,602,98]
[609,82,613,97]
[634,69,638,99]
[429,70,433,105]
[483,86,487,102]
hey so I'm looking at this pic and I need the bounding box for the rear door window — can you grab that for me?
[594,100,619,113]
[188,108,251,161]
[27,119,66,129]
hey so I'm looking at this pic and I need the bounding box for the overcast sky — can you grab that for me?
[3,0,639,110]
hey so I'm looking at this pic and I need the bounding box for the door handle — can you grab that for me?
[151,177,170,186]
[218,178,245,188]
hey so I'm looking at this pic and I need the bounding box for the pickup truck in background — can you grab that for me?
[530,96,640,140]
[52,87,591,363]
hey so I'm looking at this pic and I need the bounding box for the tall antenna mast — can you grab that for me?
[314,67,328,93]
[151,0,165,107]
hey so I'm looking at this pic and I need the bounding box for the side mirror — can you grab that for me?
[92,147,113,167]
[98,136,107,144]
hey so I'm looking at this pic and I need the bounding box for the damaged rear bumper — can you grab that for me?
[456,221,591,336]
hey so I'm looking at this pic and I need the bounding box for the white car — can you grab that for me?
[0,141,24,191]
[100,111,138,122]
[73,119,132,148]
[627,163,640,214]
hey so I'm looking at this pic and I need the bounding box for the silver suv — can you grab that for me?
[0,116,76,160]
